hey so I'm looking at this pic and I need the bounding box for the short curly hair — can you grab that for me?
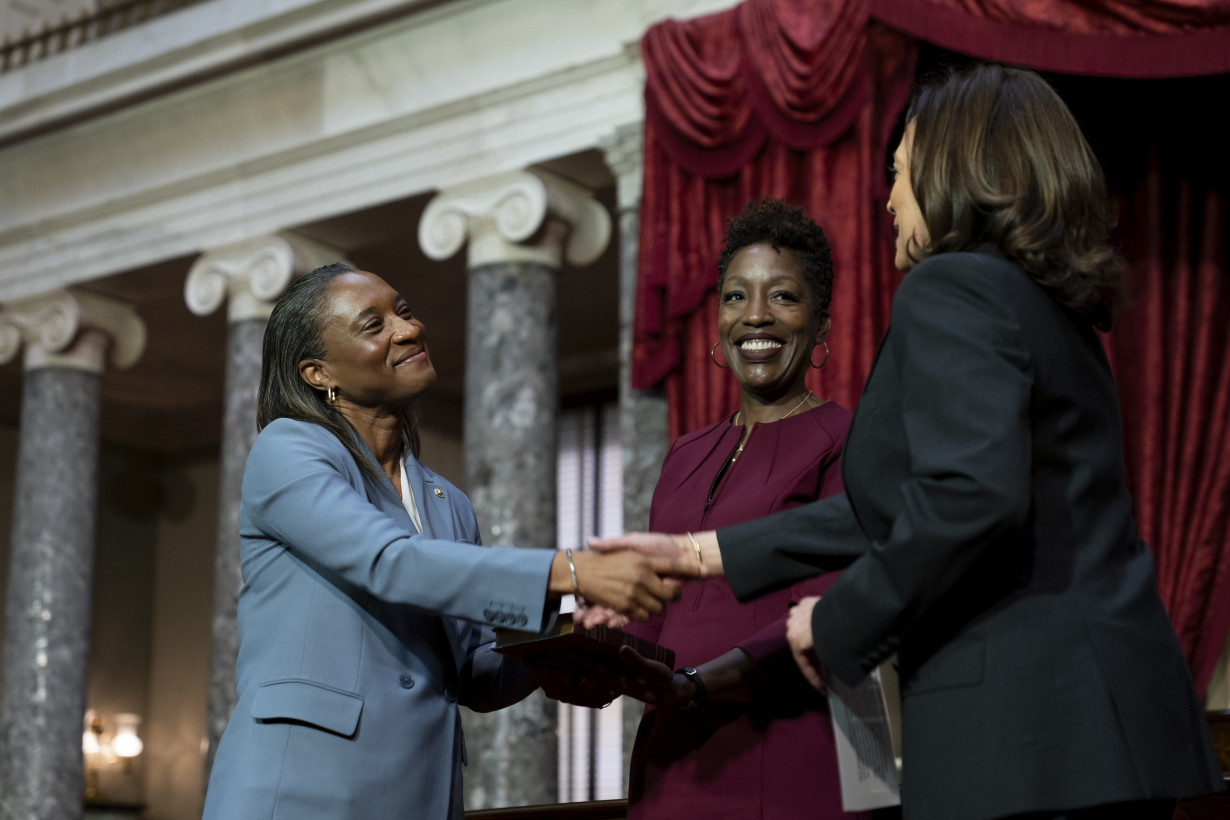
[716,198,834,319]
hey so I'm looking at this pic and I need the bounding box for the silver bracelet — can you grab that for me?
[565,548,584,603]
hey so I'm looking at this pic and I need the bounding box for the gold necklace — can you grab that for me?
[730,391,814,462]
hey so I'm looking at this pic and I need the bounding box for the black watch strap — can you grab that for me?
[677,666,706,710]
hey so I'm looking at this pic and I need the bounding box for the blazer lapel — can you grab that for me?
[401,455,455,540]
[401,453,467,656]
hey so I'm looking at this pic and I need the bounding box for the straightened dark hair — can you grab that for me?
[257,263,422,481]
[905,63,1123,329]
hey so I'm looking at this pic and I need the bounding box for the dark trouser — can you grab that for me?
[1000,799,1175,820]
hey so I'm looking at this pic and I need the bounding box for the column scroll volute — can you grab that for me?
[185,233,345,322]
[0,289,146,372]
[419,169,610,269]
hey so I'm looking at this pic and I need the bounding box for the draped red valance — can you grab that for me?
[633,0,1230,697]
[871,0,1230,78]
[645,0,872,176]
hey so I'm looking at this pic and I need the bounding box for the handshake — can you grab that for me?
[549,531,724,624]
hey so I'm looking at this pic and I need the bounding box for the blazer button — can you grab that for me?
[445,685,459,703]
[399,673,415,689]
[516,614,528,627]
[483,609,495,621]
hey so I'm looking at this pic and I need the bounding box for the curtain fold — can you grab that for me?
[870,0,1230,77]
[1104,153,1230,696]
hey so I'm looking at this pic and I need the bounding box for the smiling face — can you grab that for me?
[298,270,437,414]
[888,122,929,272]
[718,242,828,404]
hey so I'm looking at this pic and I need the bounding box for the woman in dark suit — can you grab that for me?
[596,64,1223,820]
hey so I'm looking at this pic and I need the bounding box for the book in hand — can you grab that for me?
[494,620,675,670]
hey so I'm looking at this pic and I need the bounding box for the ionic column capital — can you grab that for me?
[185,233,345,322]
[600,123,644,212]
[0,289,146,373]
[418,168,611,270]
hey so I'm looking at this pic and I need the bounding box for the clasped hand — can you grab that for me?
[563,531,716,624]
[565,545,693,623]
[530,645,696,711]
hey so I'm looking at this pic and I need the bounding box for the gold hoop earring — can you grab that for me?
[710,342,731,370]
[810,342,830,370]
[327,385,338,405]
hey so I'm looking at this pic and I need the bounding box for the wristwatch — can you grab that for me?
[677,666,706,710]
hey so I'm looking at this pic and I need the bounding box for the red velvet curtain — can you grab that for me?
[1103,144,1230,697]
[634,0,1230,695]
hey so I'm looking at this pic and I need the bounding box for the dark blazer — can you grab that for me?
[720,251,1223,820]
[202,418,555,820]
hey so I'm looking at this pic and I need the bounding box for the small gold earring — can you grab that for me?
[327,385,338,404]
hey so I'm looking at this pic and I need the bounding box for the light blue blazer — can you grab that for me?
[201,418,557,819]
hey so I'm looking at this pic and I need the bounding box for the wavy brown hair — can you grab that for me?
[905,63,1123,329]
[257,263,421,480]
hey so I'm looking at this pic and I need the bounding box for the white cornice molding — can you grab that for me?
[0,289,146,372]
[0,35,644,301]
[0,0,440,146]
[419,168,611,269]
[0,0,741,300]
[185,233,345,322]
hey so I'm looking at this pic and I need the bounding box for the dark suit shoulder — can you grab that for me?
[899,250,1024,296]
[904,250,1065,310]
[892,252,1036,352]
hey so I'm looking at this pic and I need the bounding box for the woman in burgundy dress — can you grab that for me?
[613,199,867,819]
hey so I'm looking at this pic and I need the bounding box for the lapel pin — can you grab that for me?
[434,488,445,498]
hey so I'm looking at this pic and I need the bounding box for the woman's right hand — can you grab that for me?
[550,549,684,621]
[587,531,723,577]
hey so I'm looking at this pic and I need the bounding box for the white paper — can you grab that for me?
[827,665,902,811]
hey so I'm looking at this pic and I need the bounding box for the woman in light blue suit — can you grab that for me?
[201,264,680,819]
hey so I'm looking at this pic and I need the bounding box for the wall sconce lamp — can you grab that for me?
[110,714,144,759]
[83,710,143,799]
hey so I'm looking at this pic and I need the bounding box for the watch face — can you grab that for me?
[678,667,705,710]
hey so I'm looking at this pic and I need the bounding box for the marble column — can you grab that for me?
[420,169,610,809]
[601,123,669,790]
[0,291,146,820]
[184,233,341,785]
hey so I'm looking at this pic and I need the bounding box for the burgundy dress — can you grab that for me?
[623,402,868,820]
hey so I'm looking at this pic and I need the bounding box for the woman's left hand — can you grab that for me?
[612,645,694,709]
[787,596,828,694]
[572,603,630,630]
